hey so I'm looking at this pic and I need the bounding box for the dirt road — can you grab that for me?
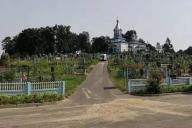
[0,62,192,128]
[69,62,122,105]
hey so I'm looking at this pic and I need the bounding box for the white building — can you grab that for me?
[111,19,146,53]
[156,42,163,53]
[111,19,128,53]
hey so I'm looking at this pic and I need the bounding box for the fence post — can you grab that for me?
[128,80,131,94]
[60,81,65,96]
[168,77,172,86]
[26,82,32,95]
[189,78,192,85]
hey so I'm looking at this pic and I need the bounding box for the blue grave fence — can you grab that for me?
[0,81,65,96]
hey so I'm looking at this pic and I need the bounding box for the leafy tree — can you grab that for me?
[145,42,156,52]
[184,46,192,55]
[1,25,92,56]
[0,52,10,66]
[177,49,184,54]
[91,36,111,53]
[124,30,137,42]
[1,37,16,55]
[78,32,91,52]
[162,38,175,53]
[39,27,55,54]
[138,38,145,44]
[15,28,42,56]
[189,64,192,74]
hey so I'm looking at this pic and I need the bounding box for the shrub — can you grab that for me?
[0,93,63,105]
[0,96,9,105]
[161,85,192,93]
[32,94,44,103]
[0,53,10,66]
[3,70,16,82]
[131,89,147,95]
[8,96,19,104]
[146,70,163,94]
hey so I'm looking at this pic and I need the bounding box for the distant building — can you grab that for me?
[128,39,146,53]
[156,42,163,53]
[111,19,128,53]
[111,18,146,53]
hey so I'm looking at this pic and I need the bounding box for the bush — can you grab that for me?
[0,96,9,105]
[161,85,192,93]
[3,70,16,82]
[146,70,163,94]
[32,94,44,103]
[0,93,63,105]
[0,53,10,66]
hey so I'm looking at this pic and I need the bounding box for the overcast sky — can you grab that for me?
[0,0,192,54]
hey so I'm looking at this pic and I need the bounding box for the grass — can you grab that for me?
[161,85,192,93]
[108,66,127,92]
[0,93,63,105]
[64,75,86,97]
[131,85,192,95]
[1,56,99,100]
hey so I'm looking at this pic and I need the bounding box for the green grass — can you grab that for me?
[0,93,63,105]
[3,57,99,98]
[108,66,127,92]
[131,85,192,95]
[64,75,86,97]
[161,85,192,93]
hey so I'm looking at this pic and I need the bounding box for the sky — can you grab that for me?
[0,0,192,54]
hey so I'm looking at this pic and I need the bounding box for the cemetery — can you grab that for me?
[1,1,192,127]
[0,53,99,105]
[108,52,192,95]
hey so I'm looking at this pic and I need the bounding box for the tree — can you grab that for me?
[184,46,192,55]
[1,37,16,55]
[146,43,156,52]
[189,64,192,74]
[78,32,91,52]
[1,25,91,56]
[124,30,137,42]
[177,49,184,54]
[15,28,42,56]
[162,38,175,53]
[39,26,55,54]
[91,36,111,53]
[53,25,76,54]
[0,52,10,66]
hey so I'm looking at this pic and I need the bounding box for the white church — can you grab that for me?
[111,19,146,53]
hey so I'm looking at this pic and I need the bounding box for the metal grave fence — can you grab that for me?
[128,79,147,94]
[0,81,65,96]
[128,78,192,94]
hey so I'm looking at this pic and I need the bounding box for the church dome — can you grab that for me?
[113,18,123,39]
[114,19,122,31]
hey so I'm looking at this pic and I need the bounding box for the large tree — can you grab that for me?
[124,30,137,42]
[1,36,16,55]
[1,25,91,56]
[162,38,175,53]
[78,32,91,52]
[146,43,156,52]
[91,36,111,53]
[184,46,192,55]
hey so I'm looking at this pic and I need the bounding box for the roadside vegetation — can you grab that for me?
[0,93,63,105]
[108,54,136,92]
[108,66,126,91]
[131,85,192,95]
[0,54,99,100]
[108,46,192,95]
